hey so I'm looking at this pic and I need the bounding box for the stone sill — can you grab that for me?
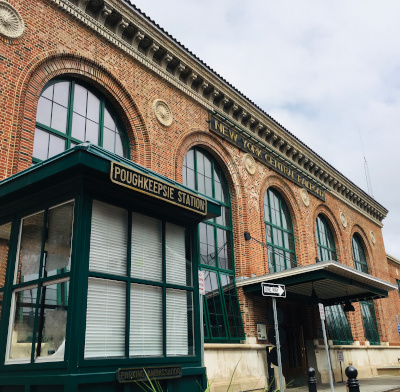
[204,343,270,350]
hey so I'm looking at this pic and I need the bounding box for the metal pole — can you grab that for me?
[273,297,284,392]
[200,294,204,367]
[320,307,334,392]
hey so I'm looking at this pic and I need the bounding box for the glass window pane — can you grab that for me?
[131,212,162,282]
[216,228,228,270]
[33,128,50,161]
[204,270,227,339]
[166,289,193,356]
[166,223,187,286]
[130,284,162,356]
[9,287,38,361]
[50,103,67,134]
[85,278,125,358]
[89,201,128,276]
[53,82,70,107]
[45,201,74,276]
[41,85,53,100]
[16,211,45,284]
[104,108,115,130]
[0,222,12,288]
[85,119,99,145]
[196,153,204,175]
[71,113,85,142]
[115,133,124,156]
[73,84,87,117]
[103,127,115,152]
[220,274,244,339]
[48,134,65,158]
[86,91,100,122]
[185,149,194,170]
[35,280,68,361]
[36,97,52,127]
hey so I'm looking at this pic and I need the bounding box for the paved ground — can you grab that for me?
[285,375,400,392]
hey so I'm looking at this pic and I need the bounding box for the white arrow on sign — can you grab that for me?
[261,283,286,298]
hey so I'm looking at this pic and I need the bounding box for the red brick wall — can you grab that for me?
[0,0,395,345]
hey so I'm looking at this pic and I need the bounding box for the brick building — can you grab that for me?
[0,0,399,391]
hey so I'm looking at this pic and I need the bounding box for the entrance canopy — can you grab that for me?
[236,261,397,306]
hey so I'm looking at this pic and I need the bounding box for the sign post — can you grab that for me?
[262,283,286,392]
[199,270,205,367]
[319,303,335,392]
[337,350,344,382]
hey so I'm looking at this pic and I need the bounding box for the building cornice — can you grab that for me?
[387,254,400,266]
[47,0,387,225]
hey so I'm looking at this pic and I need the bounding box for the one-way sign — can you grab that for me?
[261,282,286,298]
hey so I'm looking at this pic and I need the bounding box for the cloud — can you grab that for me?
[132,0,400,257]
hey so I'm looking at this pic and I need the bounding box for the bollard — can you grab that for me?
[346,366,360,392]
[306,367,317,392]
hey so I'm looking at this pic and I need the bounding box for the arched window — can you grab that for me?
[315,215,337,261]
[352,234,369,274]
[33,80,128,163]
[182,148,244,342]
[352,234,380,344]
[315,215,353,343]
[263,188,296,273]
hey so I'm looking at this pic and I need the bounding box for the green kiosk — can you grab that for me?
[0,143,220,392]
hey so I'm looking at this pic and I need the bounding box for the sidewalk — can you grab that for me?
[286,375,400,392]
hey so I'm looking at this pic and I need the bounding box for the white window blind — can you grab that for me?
[89,200,128,276]
[166,289,189,355]
[166,223,187,286]
[130,284,163,356]
[85,278,126,358]
[131,212,162,282]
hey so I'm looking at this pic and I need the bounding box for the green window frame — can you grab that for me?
[83,199,195,359]
[182,148,244,342]
[263,188,296,273]
[352,234,369,274]
[361,300,380,345]
[0,222,12,337]
[325,305,353,345]
[5,201,74,364]
[315,215,337,262]
[33,79,129,163]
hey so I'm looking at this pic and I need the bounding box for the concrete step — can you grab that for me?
[377,366,400,376]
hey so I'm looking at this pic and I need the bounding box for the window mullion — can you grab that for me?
[162,221,166,357]
[217,272,230,340]
[99,99,105,148]
[66,81,74,149]
[125,211,132,358]
[30,207,47,363]
[194,149,198,192]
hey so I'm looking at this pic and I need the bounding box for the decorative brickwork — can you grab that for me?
[0,0,398,370]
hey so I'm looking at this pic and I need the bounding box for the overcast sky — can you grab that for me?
[131,0,400,258]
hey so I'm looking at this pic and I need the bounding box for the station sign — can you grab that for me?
[117,366,182,383]
[111,162,207,216]
[209,114,325,201]
[261,282,286,298]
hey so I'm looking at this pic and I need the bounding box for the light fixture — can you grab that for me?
[310,282,318,303]
[343,300,355,312]
[244,232,251,241]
